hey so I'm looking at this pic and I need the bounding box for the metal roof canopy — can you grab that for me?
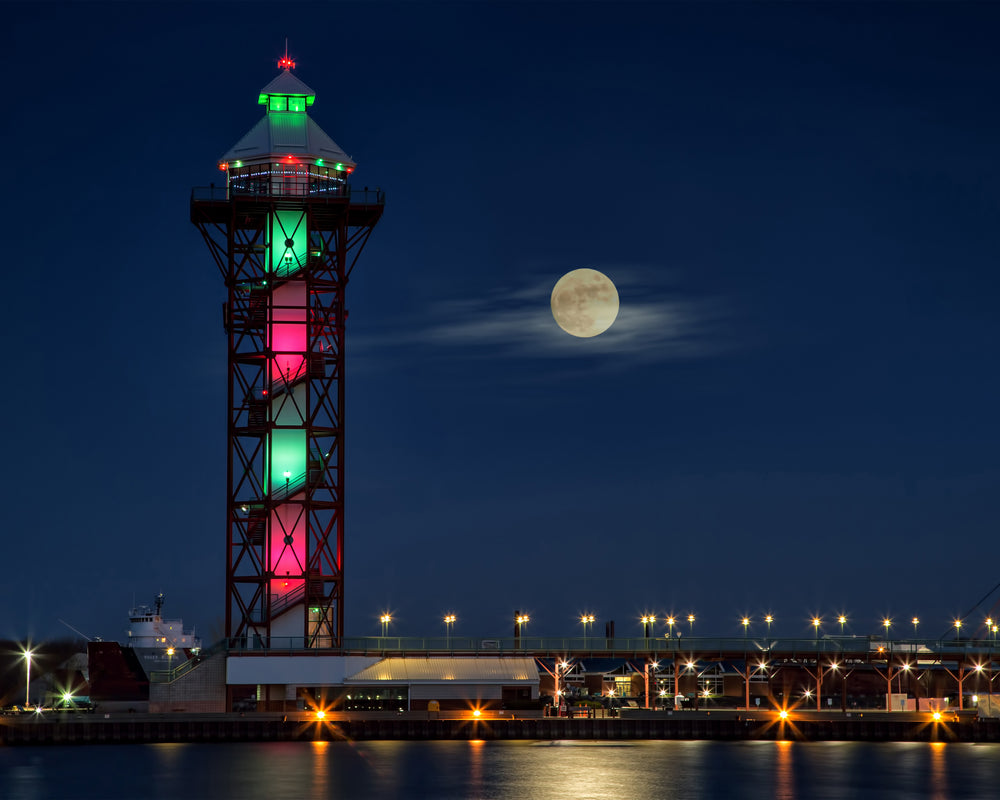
[345,657,540,684]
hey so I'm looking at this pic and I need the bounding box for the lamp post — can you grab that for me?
[380,613,391,637]
[954,619,963,643]
[642,615,656,639]
[838,615,847,635]
[883,618,891,639]
[765,615,773,636]
[22,647,34,707]
[688,614,695,636]
[515,613,529,645]
[812,617,821,640]
[912,617,920,637]
[580,614,594,645]
[666,616,675,638]
[741,617,750,640]
[444,614,456,647]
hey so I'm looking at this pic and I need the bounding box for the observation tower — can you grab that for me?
[191,55,383,649]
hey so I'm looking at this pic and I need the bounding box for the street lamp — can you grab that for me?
[954,619,963,642]
[812,617,821,640]
[580,614,595,644]
[515,614,530,641]
[765,615,774,635]
[22,647,34,706]
[641,615,656,638]
[883,618,892,638]
[666,616,676,638]
[688,614,695,636]
[380,613,392,637]
[741,617,750,639]
[444,614,456,646]
[838,615,847,635]
[912,617,920,637]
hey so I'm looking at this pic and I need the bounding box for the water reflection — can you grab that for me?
[775,740,795,800]
[3,739,999,799]
[929,742,948,800]
[310,740,329,794]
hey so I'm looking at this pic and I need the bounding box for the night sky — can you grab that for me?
[3,2,999,646]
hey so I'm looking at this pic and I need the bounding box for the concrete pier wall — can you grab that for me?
[3,713,998,745]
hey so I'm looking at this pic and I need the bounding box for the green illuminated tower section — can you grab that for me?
[191,58,383,648]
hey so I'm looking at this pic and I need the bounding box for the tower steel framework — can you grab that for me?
[191,62,382,647]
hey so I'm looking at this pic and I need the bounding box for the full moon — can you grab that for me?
[550,268,620,338]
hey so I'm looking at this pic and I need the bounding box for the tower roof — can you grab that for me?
[257,69,316,106]
[219,115,355,167]
[219,67,355,169]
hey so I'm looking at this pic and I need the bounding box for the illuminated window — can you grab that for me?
[269,96,288,112]
[288,96,306,112]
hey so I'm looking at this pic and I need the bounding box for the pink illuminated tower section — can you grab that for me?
[191,57,383,647]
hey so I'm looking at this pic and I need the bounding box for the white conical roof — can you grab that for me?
[219,69,355,168]
[257,69,316,104]
[219,116,355,167]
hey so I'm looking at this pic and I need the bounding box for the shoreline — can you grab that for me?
[3,711,998,746]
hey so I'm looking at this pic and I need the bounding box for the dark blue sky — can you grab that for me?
[3,2,999,645]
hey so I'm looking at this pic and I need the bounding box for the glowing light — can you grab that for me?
[278,56,296,70]
[883,618,892,631]
[472,709,482,717]
[741,617,750,627]
[62,692,73,703]
[779,709,789,720]
[316,709,326,720]
[812,617,821,629]
[166,647,175,656]
[218,162,228,171]
[932,711,942,721]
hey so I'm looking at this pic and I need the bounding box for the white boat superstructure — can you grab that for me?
[127,594,201,676]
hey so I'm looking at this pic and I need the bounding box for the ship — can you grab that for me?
[126,593,202,677]
[87,594,201,710]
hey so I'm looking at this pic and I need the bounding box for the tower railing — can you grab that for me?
[192,185,385,204]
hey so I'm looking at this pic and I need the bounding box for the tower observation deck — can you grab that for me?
[191,60,383,648]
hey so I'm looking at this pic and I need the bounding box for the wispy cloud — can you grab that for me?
[352,270,736,367]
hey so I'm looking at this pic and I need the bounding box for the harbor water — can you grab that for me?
[3,739,999,799]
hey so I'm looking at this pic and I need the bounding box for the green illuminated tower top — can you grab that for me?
[218,56,356,195]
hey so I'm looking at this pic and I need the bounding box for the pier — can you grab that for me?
[3,710,1000,745]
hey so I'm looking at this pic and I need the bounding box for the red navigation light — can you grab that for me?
[278,56,295,70]
[219,162,228,171]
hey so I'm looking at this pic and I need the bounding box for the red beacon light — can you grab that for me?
[278,56,295,70]
[218,162,228,171]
